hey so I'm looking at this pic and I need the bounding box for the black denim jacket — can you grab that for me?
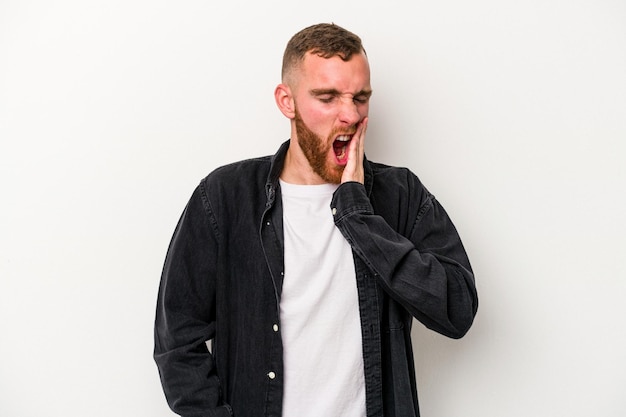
[154,140,478,417]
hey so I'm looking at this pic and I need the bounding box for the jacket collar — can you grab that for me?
[265,139,374,207]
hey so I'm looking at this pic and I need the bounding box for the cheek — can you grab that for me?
[302,110,335,137]
[357,103,370,119]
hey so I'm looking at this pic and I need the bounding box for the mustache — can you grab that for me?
[293,106,357,138]
[330,126,357,137]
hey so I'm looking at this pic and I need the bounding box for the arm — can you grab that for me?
[331,179,478,339]
[154,184,232,417]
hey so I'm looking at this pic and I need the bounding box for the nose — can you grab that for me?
[337,98,361,126]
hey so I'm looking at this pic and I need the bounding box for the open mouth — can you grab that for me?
[333,135,352,162]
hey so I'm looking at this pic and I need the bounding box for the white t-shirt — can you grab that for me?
[279,180,366,417]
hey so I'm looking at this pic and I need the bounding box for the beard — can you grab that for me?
[294,107,354,184]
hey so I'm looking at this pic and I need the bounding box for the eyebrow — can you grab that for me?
[310,88,373,98]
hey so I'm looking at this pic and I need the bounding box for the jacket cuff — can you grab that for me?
[330,181,373,221]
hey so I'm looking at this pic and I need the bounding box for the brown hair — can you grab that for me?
[281,23,365,82]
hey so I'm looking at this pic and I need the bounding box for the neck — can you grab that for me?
[280,140,327,185]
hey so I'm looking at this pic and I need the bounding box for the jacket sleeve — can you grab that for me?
[153,183,233,417]
[331,178,478,339]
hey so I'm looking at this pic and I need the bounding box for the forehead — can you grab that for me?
[297,51,371,92]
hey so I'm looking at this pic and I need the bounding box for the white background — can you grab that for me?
[1,1,625,416]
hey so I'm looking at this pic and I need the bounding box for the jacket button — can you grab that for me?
[332,208,337,215]
[272,324,279,332]
[268,371,276,380]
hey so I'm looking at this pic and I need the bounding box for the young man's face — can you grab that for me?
[291,51,372,184]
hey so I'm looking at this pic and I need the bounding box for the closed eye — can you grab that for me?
[310,88,372,104]
[311,89,340,103]
[354,90,372,104]
[318,95,336,103]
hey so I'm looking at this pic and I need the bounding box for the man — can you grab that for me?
[154,23,478,417]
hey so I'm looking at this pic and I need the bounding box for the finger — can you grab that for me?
[358,117,368,157]
[348,118,366,160]
[349,121,365,167]
[342,118,368,184]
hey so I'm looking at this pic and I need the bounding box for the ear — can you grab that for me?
[274,83,295,119]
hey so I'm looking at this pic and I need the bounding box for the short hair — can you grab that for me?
[281,23,365,83]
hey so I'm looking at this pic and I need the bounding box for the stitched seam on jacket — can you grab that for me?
[199,179,222,240]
